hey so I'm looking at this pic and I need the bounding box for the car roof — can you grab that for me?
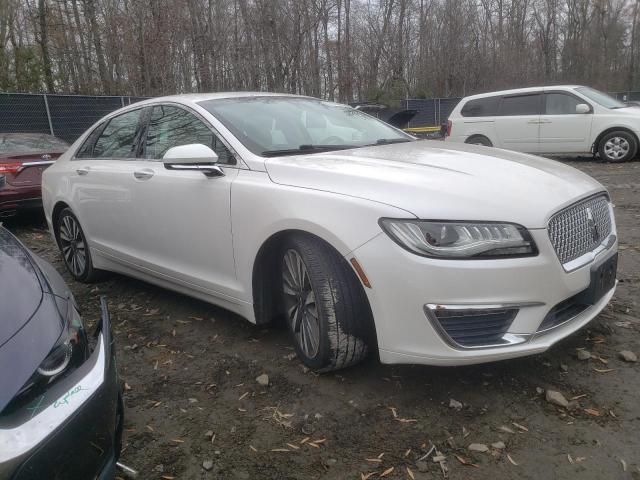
[461,85,583,101]
[132,91,314,108]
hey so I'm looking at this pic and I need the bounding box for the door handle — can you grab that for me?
[76,167,90,176]
[539,119,552,124]
[526,120,540,124]
[133,169,154,180]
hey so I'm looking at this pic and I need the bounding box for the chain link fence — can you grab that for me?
[0,93,149,144]
[1,91,639,143]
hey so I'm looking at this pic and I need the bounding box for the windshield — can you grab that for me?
[575,87,627,109]
[198,96,412,156]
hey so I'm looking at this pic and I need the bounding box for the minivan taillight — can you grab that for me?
[0,163,22,174]
[446,120,452,137]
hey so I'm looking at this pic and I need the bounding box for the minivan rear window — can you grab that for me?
[498,94,541,116]
[460,97,498,117]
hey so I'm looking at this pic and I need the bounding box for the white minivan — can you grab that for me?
[446,85,640,162]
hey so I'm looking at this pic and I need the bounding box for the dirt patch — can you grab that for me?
[5,157,640,480]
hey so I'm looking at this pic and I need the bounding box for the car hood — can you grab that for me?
[264,141,606,228]
[0,228,45,347]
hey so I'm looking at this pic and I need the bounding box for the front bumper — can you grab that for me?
[352,228,618,366]
[0,298,122,480]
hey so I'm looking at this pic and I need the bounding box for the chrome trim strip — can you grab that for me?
[16,160,56,173]
[0,332,106,463]
[423,303,540,350]
[562,233,616,272]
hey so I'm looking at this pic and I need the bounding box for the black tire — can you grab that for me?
[279,234,372,372]
[597,131,637,163]
[55,208,103,282]
[465,135,493,147]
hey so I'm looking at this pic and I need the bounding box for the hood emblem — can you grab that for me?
[586,207,599,242]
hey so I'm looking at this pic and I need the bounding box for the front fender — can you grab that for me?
[231,170,412,304]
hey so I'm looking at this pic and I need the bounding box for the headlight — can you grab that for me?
[16,304,88,399]
[379,219,537,258]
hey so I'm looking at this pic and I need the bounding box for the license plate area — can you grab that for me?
[585,252,617,305]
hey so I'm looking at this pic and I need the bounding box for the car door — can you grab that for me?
[493,93,542,153]
[69,107,145,257]
[117,103,240,298]
[538,91,593,153]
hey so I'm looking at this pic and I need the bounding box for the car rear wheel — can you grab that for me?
[465,135,493,147]
[598,131,637,163]
[280,234,372,372]
[55,208,102,282]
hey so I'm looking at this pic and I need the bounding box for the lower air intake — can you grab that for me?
[538,292,589,332]
[430,308,518,347]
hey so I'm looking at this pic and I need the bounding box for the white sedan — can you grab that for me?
[446,85,640,162]
[42,93,618,371]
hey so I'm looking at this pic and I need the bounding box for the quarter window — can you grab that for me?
[544,93,583,115]
[92,109,142,158]
[144,105,235,164]
[498,94,541,116]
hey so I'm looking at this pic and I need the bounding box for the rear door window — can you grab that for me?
[498,94,541,116]
[544,93,584,115]
[460,97,499,117]
[92,109,143,159]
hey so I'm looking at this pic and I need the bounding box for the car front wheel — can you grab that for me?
[280,234,372,372]
[55,208,102,282]
[598,131,637,162]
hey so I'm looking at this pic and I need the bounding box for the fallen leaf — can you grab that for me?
[396,418,418,423]
[571,394,587,400]
[406,467,415,479]
[512,422,529,432]
[271,448,290,452]
[568,454,574,464]
[170,438,184,443]
[124,382,132,391]
[361,473,375,480]
[249,445,257,452]
[238,392,249,401]
[380,466,395,477]
[507,453,518,466]
[593,368,615,373]
[377,452,385,459]
[404,448,412,457]
[365,458,382,463]
[286,443,300,450]
[388,407,398,418]
[300,437,310,444]
[584,408,601,416]
[455,454,480,467]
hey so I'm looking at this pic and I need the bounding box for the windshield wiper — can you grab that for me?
[368,138,412,146]
[261,144,358,157]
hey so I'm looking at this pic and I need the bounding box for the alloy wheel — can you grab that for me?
[58,215,87,277]
[604,137,630,160]
[282,249,320,358]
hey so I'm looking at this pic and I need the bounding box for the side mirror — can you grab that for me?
[575,103,590,114]
[162,144,223,177]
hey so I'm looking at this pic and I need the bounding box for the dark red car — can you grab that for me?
[0,133,69,218]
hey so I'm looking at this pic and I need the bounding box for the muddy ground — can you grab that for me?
[5,157,640,480]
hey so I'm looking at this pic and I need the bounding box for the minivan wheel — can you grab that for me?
[465,135,492,147]
[598,131,637,163]
[280,234,371,372]
[55,208,102,282]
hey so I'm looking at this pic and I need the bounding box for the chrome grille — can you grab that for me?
[548,194,612,265]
